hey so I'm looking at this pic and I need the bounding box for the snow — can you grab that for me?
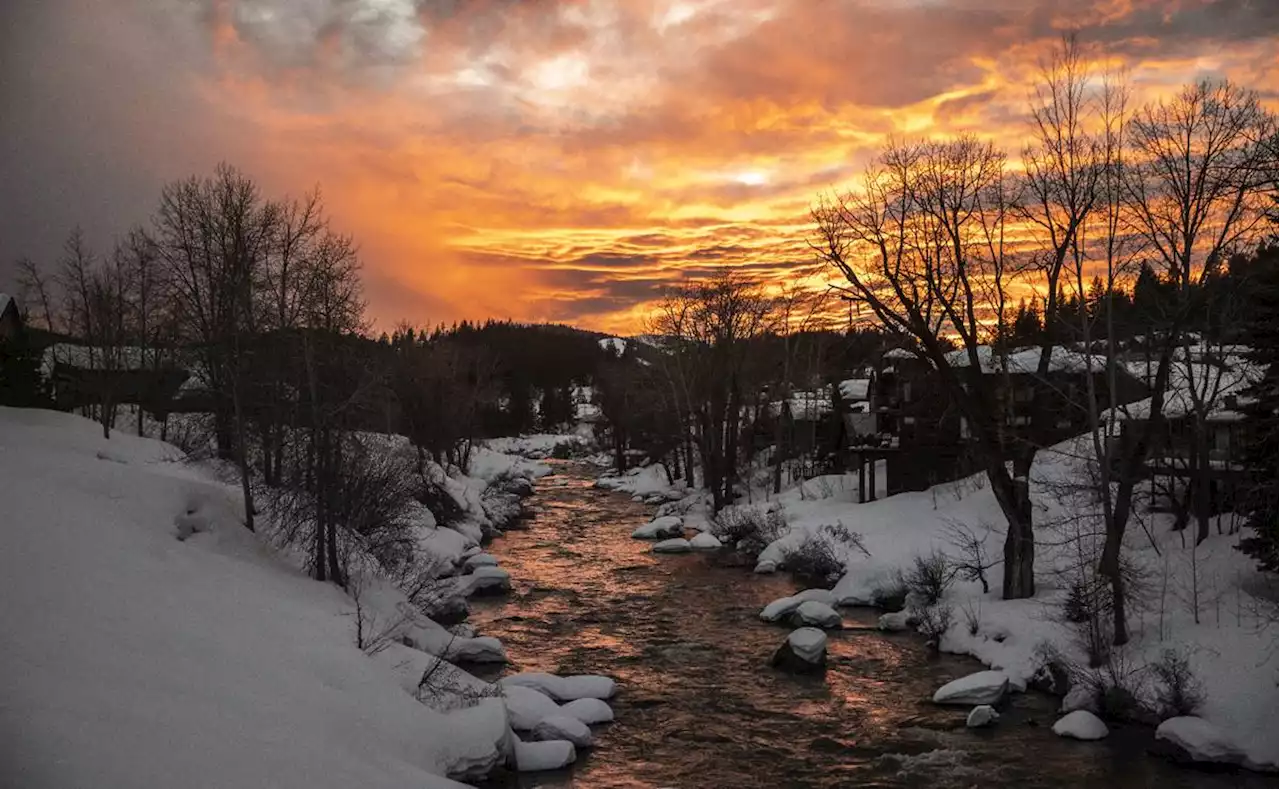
[786,627,828,663]
[839,378,871,401]
[1059,684,1097,714]
[559,698,614,724]
[464,552,500,571]
[1155,716,1249,767]
[1052,711,1109,741]
[878,610,915,631]
[759,588,838,622]
[883,347,917,360]
[944,344,1105,374]
[932,671,1010,706]
[514,738,577,771]
[689,531,722,549]
[531,714,594,747]
[966,705,1000,728]
[499,672,617,702]
[456,565,511,596]
[632,515,684,539]
[791,600,842,629]
[0,407,509,789]
[598,337,627,356]
[596,464,683,498]
[503,685,563,731]
[652,537,692,553]
[484,434,586,460]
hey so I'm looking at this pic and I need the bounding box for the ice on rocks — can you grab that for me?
[1156,717,1246,766]
[503,685,562,731]
[500,672,617,701]
[689,532,722,549]
[791,600,842,629]
[932,671,1010,706]
[514,738,577,771]
[463,552,500,571]
[631,516,684,539]
[652,537,692,553]
[559,698,614,725]
[759,589,837,622]
[531,714,594,748]
[1052,710,1109,741]
[966,705,1000,728]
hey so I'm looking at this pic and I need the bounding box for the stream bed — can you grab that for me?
[470,463,1265,789]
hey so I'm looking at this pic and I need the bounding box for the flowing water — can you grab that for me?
[470,463,1266,789]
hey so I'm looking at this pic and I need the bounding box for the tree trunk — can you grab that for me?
[231,368,255,532]
[993,458,1036,600]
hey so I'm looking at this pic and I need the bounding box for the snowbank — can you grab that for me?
[0,407,509,789]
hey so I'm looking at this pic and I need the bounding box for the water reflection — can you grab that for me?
[470,464,1267,789]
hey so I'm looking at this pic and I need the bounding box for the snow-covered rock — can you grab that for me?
[652,537,692,553]
[759,589,837,622]
[632,515,684,539]
[771,627,828,674]
[514,738,577,771]
[457,566,511,596]
[531,714,594,748]
[559,698,614,725]
[966,705,1000,728]
[877,610,917,632]
[791,600,842,629]
[1059,684,1097,714]
[932,671,1010,706]
[1155,716,1247,766]
[463,553,500,572]
[503,685,562,731]
[500,672,617,701]
[1052,710,1109,741]
[754,559,779,573]
[689,532,722,550]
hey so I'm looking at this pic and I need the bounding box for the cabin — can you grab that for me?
[841,344,1150,496]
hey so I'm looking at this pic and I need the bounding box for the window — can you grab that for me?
[902,382,913,402]
[1214,428,1231,453]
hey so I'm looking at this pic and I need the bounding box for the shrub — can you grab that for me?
[914,603,954,650]
[550,441,576,460]
[905,550,955,606]
[1151,649,1205,720]
[710,506,787,559]
[781,535,846,588]
[960,599,982,636]
[871,572,909,612]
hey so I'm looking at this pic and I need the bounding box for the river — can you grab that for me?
[469,462,1265,789]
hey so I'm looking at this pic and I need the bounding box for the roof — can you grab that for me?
[883,347,916,360]
[0,293,14,317]
[839,378,870,402]
[944,345,1105,375]
[1109,355,1263,423]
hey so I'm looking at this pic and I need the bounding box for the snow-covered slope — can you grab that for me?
[0,407,509,789]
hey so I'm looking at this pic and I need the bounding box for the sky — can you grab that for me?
[0,0,1276,334]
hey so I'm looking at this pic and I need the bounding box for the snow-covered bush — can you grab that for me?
[1151,649,1206,720]
[870,572,909,612]
[781,535,846,588]
[914,603,953,650]
[711,505,787,559]
[905,550,955,606]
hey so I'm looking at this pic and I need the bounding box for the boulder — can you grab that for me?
[759,589,838,622]
[754,559,779,573]
[652,537,692,553]
[531,714,594,748]
[514,739,577,771]
[559,698,614,725]
[458,566,511,597]
[1154,716,1247,767]
[1052,710,1109,741]
[791,600,842,629]
[932,671,1010,706]
[463,552,500,572]
[877,610,918,632]
[689,532,722,550]
[500,672,617,701]
[503,685,561,731]
[772,627,827,673]
[966,705,1000,728]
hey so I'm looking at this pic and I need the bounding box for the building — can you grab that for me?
[0,293,21,340]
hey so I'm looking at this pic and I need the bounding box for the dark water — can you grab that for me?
[470,463,1267,789]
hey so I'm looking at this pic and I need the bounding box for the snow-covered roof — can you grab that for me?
[1109,358,1263,423]
[944,345,1104,375]
[839,378,870,402]
[769,389,833,418]
[0,293,14,316]
[883,347,916,360]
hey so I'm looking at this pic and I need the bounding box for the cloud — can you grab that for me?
[1,0,1274,331]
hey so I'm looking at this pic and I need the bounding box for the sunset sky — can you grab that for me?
[1,0,1276,333]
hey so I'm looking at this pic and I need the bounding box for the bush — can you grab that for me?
[914,603,953,650]
[1151,649,1205,720]
[781,535,846,588]
[871,572,909,612]
[905,550,955,606]
[710,506,787,559]
[550,441,576,460]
